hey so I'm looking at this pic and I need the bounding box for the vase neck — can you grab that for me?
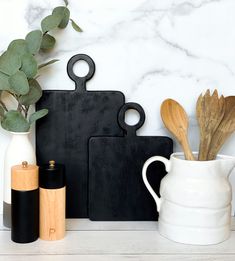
[10,132,30,136]
[10,132,30,141]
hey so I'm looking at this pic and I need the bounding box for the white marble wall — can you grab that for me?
[1,0,235,214]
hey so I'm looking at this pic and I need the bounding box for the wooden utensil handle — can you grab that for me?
[198,137,211,161]
[181,138,195,160]
[207,132,231,160]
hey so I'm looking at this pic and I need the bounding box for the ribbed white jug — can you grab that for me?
[142,152,235,245]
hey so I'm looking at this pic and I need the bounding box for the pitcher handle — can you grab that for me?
[142,156,171,212]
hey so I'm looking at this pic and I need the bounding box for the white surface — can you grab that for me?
[1,0,235,214]
[0,216,235,260]
[143,152,235,245]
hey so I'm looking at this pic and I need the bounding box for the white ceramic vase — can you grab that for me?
[142,152,235,245]
[3,132,36,228]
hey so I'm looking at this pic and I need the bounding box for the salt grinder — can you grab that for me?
[39,160,66,240]
[11,161,39,243]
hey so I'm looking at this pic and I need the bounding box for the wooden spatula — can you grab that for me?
[196,89,225,161]
[207,96,235,160]
[161,99,195,160]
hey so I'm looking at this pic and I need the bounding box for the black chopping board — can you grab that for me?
[36,54,125,218]
[89,102,173,221]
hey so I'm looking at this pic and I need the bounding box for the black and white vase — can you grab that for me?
[3,131,36,228]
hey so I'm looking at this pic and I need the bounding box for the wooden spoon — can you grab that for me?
[196,89,225,161]
[161,99,195,160]
[207,96,235,160]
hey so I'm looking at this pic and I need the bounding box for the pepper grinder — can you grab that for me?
[39,160,66,240]
[11,161,39,243]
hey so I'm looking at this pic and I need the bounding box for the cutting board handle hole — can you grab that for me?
[125,109,140,126]
[118,103,145,136]
[67,54,96,91]
[73,60,89,77]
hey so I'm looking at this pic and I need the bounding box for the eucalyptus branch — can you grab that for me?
[7,91,17,100]
[0,1,82,132]
[7,91,26,115]
[17,102,22,112]
[0,70,10,77]
[25,105,30,119]
[18,102,27,115]
[0,100,8,112]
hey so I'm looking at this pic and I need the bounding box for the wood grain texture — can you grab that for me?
[208,96,235,160]
[1,230,235,255]
[1,255,235,261]
[2,216,235,231]
[160,99,195,160]
[36,54,125,218]
[40,187,65,241]
[11,164,38,191]
[1,216,235,259]
[89,135,172,221]
[196,90,225,161]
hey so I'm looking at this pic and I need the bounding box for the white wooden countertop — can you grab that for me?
[1,215,235,261]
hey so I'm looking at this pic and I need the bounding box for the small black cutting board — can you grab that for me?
[36,54,125,218]
[89,103,173,221]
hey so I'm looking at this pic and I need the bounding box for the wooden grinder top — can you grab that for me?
[11,161,39,191]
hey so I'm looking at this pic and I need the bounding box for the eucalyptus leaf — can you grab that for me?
[41,14,61,33]
[40,34,56,50]
[25,30,43,55]
[0,105,4,118]
[70,19,83,32]
[8,71,29,95]
[19,79,42,106]
[52,7,70,29]
[7,39,29,57]
[29,109,48,125]
[1,110,30,132]
[0,51,21,75]
[0,3,78,132]
[38,59,59,69]
[20,53,38,78]
[0,71,11,91]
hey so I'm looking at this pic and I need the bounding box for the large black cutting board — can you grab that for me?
[89,103,173,221]
[36,54,125,218]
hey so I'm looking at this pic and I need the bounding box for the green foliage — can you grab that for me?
[0,51,21,75]
[41,15,61,33]
[8,71,29,95]
[20,53,38,79]
[0,71,11,91]
[25,30,42,54]
[52,7,70,29]
[70,19,83,32]
[38,59,59,69]
[7,39,29,57]
[1,110,30,132]
[0,2,82,132]
[0,105,4,119]
[40,34,56,50]
[64,0,69,6]
[19,79,42,106]
[29,109,48,125]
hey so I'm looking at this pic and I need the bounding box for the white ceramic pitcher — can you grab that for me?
[142,152,235,245]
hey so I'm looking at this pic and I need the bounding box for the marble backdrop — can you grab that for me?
[1,0,235,214]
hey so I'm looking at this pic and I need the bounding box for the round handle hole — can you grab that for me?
[73,60,89,77]
[124,109,140,126]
